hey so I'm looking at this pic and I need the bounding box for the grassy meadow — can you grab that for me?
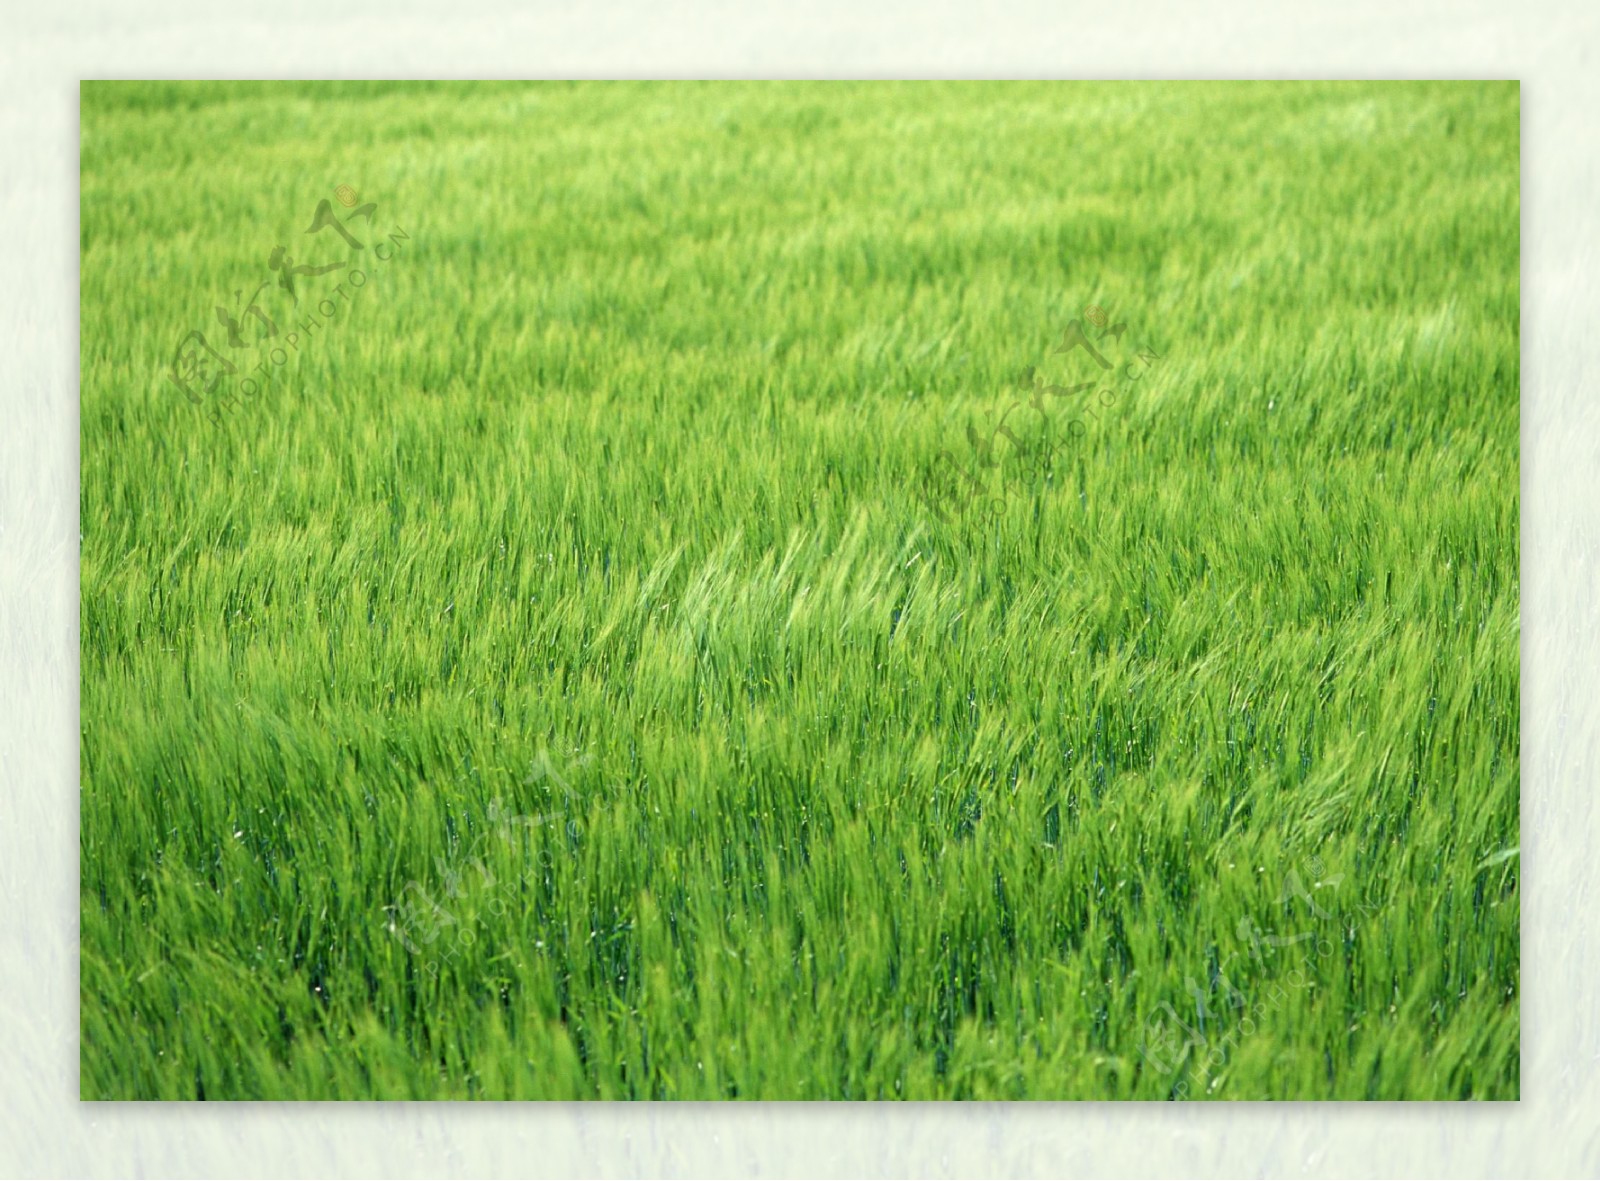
[79,80,1519,1100]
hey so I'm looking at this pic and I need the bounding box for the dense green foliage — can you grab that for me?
[80,80,1519,1099]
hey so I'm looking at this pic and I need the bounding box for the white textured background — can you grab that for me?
[2,1,1594,1176]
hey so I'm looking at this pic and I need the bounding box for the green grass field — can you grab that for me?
[79,80,1519,1100]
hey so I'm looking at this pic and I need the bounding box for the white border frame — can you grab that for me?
[5,1,1595,1175]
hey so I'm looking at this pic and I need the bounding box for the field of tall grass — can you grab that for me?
[79,80,1519,1099]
